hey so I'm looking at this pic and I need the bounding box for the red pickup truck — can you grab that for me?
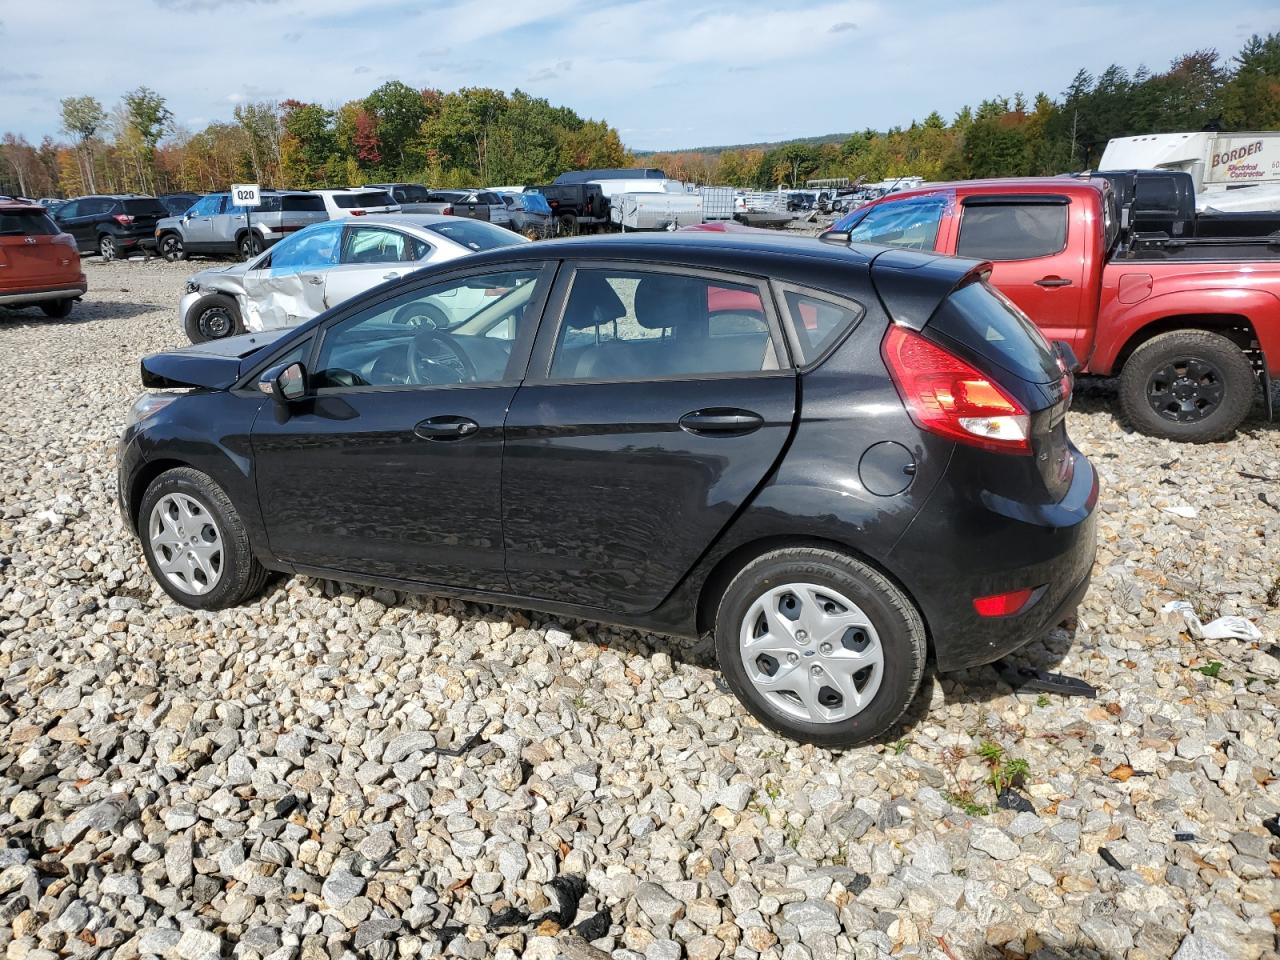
[831,178,1280,442]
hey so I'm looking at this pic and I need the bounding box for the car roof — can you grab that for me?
[864,176,1107,204]
[333,213,469,229]
[0,200,44,213]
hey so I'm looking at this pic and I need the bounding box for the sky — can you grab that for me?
[0,0,1276,152]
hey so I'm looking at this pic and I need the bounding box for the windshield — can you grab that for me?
[837,194,946,250]
[334,191,394,209]
[425,219,526,252]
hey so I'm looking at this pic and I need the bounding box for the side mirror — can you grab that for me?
[258,361,307,405]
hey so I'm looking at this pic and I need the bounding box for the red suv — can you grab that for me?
[0,201,87,318]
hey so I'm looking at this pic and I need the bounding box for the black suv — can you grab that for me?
[119,233,1097,746]
[534,183,608,232]
[53,194,169,260]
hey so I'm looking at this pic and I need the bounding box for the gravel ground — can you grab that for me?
[0,256,1277,960]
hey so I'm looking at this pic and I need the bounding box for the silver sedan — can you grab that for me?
[177,214,529,342]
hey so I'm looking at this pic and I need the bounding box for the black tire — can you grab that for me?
[238,231,262,261]
[98,234,116,261]
[159,233,186,262]
[40,299,74,319]
[557,213,577,236]
[184,294,243,343]
[1118,329,1255,443]
[714,547,926,748]
[138,467,271,610]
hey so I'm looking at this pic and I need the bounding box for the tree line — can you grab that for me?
[1,33,1277,200]
[647,33,1280,188]
[0,83,629,199]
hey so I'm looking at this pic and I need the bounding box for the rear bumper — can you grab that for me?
[890,448,1099,672]
[0,281,87,305]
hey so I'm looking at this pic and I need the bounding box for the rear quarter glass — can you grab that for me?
[122,199,168,217]
[929,281,1059,385]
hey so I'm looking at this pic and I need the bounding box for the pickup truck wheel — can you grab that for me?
[159,233,186,262]
[185,294,243,343]
[714,547,926,748]
[557,213,577,236]
[40,299,74,319]
[1119,329,1255,443]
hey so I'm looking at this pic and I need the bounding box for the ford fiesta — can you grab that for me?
[118,233,1097,747]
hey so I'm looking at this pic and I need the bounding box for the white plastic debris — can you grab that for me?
[1161,600,1263,641]
[1162,505,1198,519]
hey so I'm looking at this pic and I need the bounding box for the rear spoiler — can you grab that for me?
[867,248,994,331]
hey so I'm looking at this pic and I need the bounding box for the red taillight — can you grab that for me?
[351,209,367,216]
[973,588,1037,617]
[113,214,134,226]
[881,325,1031,455]
[442,205,454,215]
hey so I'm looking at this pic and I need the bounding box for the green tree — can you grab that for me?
[1221,32,1280,128]
[59,95,106,192]
[363,80,430,176]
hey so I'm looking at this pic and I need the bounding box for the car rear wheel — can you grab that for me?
[1118,329,1255,443]
[184,294,243,343]
[40,299,74,319]
[160,233,186,262]
[714,547,926,748]
[139,467,270,610]
[557,213,577,236]
[238,232,262,261]
[98,234,116,260]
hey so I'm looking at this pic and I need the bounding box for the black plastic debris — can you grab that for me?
[274,795,302,817]
[487,907,529,931]
[434,924,465,943]
[1098,847,1125,870]
[1264,815,1280,839]
[996,788,1035,813]
[996,661,1097,699]
[435,729,485,757]
[544,875,588,927]
[574,909,612,941]
[1174,832,1197,842]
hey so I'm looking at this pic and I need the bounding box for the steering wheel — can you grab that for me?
[408,329,477,384]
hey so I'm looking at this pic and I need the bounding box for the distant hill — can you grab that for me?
[633,132,853,156]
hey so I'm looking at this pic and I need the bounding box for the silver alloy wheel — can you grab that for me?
[738,582,884,724]
[99,235,115,260]
[148,493,223,595]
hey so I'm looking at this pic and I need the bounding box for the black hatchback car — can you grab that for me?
[53,194,169,259]
[118,234,1097,746]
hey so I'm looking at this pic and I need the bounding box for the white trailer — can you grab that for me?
[1099,132,1280,212]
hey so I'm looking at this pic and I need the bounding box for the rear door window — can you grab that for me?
[341,226,424,264]
[930,281,1059,384]
[956,202,1068,260]
[548,269,779,380]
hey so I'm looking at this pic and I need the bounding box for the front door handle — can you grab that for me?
[678,408,764,435]
[307,275,324,285]
[383,272,402,280]
[1035,277,1073,288]
[414,416,479,441]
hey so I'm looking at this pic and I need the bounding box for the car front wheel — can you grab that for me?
[138,467,270,610]
[714,547,926,748]
[160,234,186,262]
[184,293,243,343]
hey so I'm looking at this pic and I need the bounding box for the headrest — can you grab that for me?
[564,272,627,329]
[633,274,707,330]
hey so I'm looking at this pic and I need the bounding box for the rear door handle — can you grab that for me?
[1035,277,1073,288]
[678,408,764,435]
[414,416,479,441]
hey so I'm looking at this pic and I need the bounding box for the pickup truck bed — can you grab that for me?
[831,177,1280,442]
